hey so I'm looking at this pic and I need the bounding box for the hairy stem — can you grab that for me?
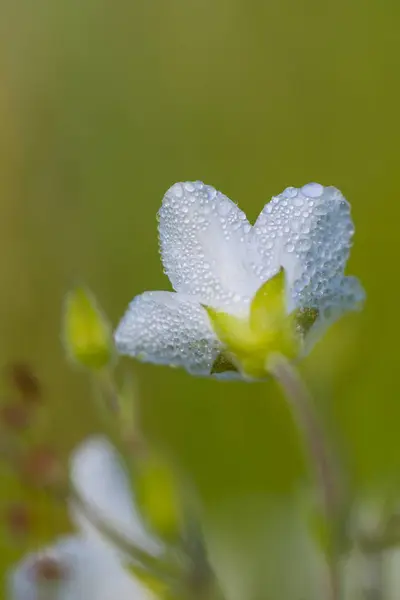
[268,353,342,600]
[69,486,183,584]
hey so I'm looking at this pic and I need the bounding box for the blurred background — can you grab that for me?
[0,0,399,597]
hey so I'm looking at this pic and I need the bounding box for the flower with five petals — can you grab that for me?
[115,182,364,379]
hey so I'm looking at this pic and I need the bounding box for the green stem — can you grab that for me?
[69,486,184,584]
[361,551,384,600]
[91,366,120,416]
[268,353,342,600]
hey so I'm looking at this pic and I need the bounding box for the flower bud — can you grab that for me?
[63,288,113,369]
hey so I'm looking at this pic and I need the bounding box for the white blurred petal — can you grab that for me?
[158,181,260,312]
[9,536,150,600]
[115,291,221,375]
[212,370,245,381]
[70,437,161,556]
[252,183,364,314]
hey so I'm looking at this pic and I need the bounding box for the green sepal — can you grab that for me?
[204,270,301,378]
[250,268,286,332]
[293,307,319,338]
[210,352,239,375]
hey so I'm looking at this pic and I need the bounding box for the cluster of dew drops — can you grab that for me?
[116,291,220,373]
[158,180,362,321]
[252,183,361,313]
[158,181,256,309]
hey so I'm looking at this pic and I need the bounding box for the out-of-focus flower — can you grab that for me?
[115,182,364,379]
[10,437,161,600]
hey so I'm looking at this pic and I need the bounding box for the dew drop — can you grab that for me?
[301,183,324,198]
[285,242,295,253]
[170,183,184,198]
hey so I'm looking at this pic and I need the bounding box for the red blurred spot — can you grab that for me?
[0,402,31,431]
[21,446,64,489]
[123,431,147,458]
[6,503,32,538]
[8,363,41,403]
[32,556,67,583]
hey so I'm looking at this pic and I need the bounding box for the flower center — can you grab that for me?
[204,269,318,378]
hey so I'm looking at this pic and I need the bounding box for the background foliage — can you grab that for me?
[0,0,398,597]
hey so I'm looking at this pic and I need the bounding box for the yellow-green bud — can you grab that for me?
[62,288,113,369]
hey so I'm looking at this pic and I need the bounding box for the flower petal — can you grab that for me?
[158,181,260,311]
[9,536,150,600]
[70,437,161,556]
[252,183,364,313]
[115,291,221,375]
[301,274,365,351]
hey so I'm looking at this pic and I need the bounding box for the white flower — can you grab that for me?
[9,437,161,600]
[115,181,364,378]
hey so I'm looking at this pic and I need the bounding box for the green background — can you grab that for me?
[0,0,398,597]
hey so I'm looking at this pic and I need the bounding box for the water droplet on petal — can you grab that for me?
[301,183,324,198]
[285,242,295,253]
[170,183,184,198]
[217,198,233,216]
[282,187,298,198]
